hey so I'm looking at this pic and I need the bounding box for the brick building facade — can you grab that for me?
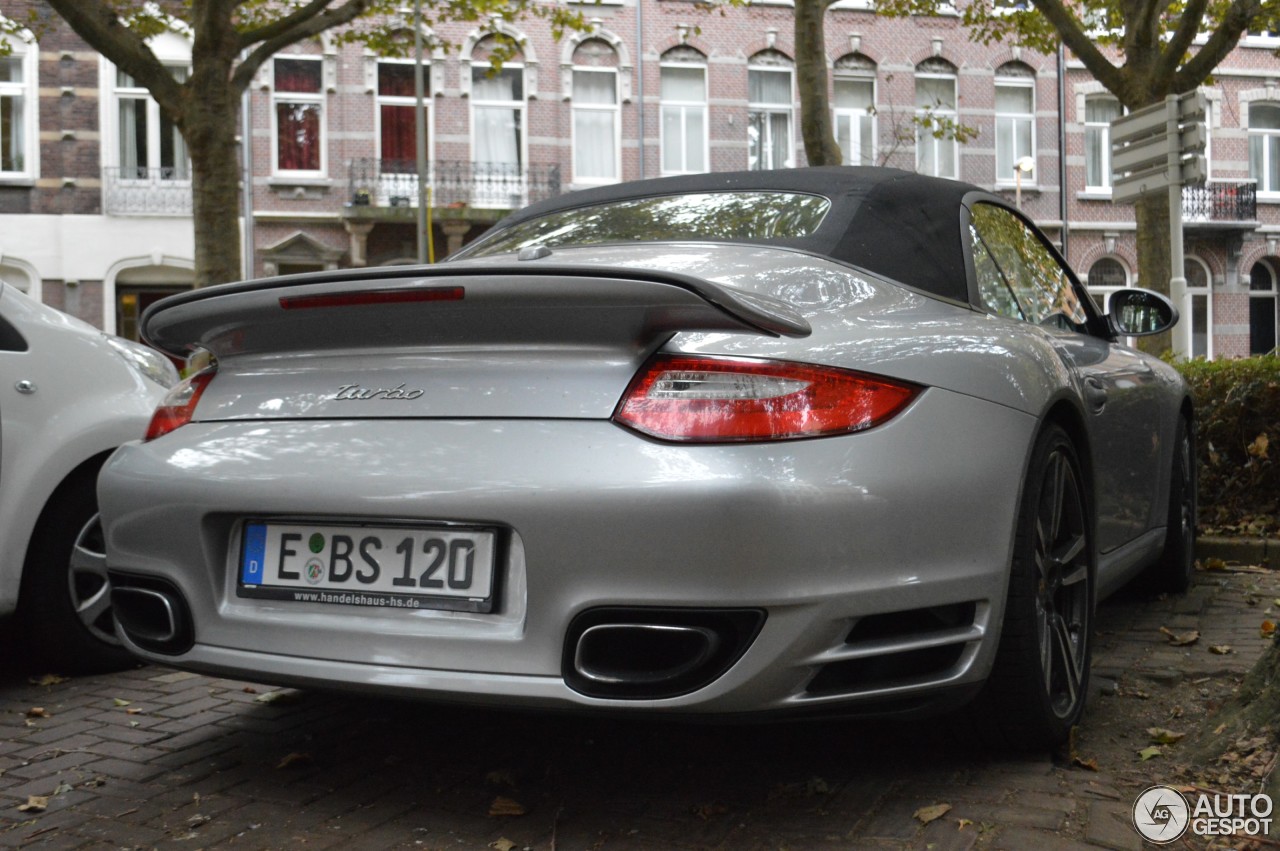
[2,1,1279,358]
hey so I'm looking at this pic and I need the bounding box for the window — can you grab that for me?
[969,202,1088,330]
[1250,261,1278,355]
[115,67,190,181]
[1184,257,1212,358]
[0,34,36,178]
[1249,103,1280,193]
[1085,95,1121,190]
[748,62,793,170]
[995,64,1034,184]
[660,53,707,175]
[573,69,619,183]
[1085,257,1128,311]
[916,62,958,179]
[377,61,427,171]
[834,78,875,166]
[472,65,525,170]
[273,57,325,174]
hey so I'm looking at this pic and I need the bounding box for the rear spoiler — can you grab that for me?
[141,263,811,359]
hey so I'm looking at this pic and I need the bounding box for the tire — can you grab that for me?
[1141,415,1196,594]
[15,467,135,673]
[970,424,1094,751]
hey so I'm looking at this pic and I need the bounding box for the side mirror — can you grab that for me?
[1105,288,1179,337]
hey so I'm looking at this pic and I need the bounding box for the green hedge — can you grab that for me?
[1173,355,1280,532]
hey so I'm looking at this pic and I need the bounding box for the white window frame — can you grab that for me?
[571,67,620,185]
[1249,259,1278,354]
[271,55,327,178]
[659,61,708,176]
[834,74,876,167]
[1249,102,1280,198]
[469,62,527,169]
[915,70,958,179]
[110,64,192,183]
[994,76,1035,185]
[1084,94,1122,192]
[747,65,794,171]
[0,30,38,181]
[1184,255,1214,359]
[375,58,432,166]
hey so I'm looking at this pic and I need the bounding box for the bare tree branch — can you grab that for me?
[236,0,333,50]
[1174,0,1263,90]
[229,0,375,92]
[1032,0,1126,96]
[42,0,184,117]
[1157,0,1211,84]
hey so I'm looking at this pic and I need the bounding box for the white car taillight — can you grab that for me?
[145,368,216,441]
[613,354,921,442]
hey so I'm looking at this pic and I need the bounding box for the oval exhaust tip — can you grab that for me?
[574,623,720,685]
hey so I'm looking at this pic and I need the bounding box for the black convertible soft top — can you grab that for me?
[469,167,991,304]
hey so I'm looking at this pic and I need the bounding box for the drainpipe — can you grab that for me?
[241,75,255,280]
[635,0,645,180]
[1057,40,1069,261]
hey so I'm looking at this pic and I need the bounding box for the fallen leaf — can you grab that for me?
[1148,728,1186,745]
[490,840,518,851]
[1072,756,1099,771]
[1262,621,1276,638]
[28,674,68,686]
[51,782,72,796]
[275,752,311,770]
[187,814,211,828]
[957,818,973,830]
[1247,433,1269,459]
[1210,645,1233,655]
[1138,746,1163,761]
[914,803,952,824]
[242,686,258,694]
[1214,723,1228,735]
[1159,627,1200,646]
[112,698,130,707]
[128,721,140,728]
[125,707,142,715]
[1202,557,1228,571]
[488,796,526,817]
[254,690,301,705]
[25,707,50,718]
[17,796,48,813]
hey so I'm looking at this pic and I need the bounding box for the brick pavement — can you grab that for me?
[1,560,1277,850]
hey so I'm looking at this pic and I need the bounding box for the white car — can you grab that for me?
[0,280,177,671]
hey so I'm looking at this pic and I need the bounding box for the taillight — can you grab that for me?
[613,354,921,442]
[145,368,216,441]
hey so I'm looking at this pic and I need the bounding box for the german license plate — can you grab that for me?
[238,521,497,612]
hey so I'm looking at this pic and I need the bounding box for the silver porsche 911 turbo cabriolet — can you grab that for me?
[98,167,1194,749]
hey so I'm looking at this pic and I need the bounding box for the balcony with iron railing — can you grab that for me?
[1182,180,1258,229]
[102,166,193,216]
[344,159,561,222]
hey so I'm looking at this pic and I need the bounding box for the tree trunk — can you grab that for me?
[185,93,243,287]
[1134,191,1174,355]
[795,0,841,167]
[1189,640,1280,800]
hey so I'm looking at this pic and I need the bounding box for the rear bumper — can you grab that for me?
[98,386,1035,714]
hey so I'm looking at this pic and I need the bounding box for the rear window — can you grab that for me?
[463,191,831,257]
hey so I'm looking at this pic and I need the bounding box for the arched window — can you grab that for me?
[471,36,526,176]
[915,59,958,178]
[1250,260,1278,354]
[1249,103,1280,193]
[0,27,37,179]
[747,50,793,171]
[1084,95,1121,190]
[660,47,707,175]
[1184,257,1213,359]
[995,62,1035,184]
[1086,257,1128,310]
[571,39,620,184]
[833,53,875,167]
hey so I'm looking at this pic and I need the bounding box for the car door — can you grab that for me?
[967,201,1164,555]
